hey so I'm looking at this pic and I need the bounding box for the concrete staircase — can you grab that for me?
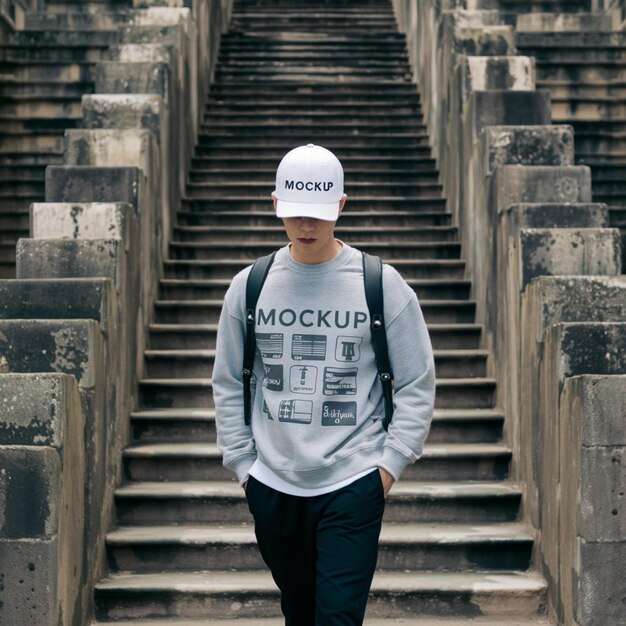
[516,17,626,271]
[90,0,549,622]
[0,27,122,278]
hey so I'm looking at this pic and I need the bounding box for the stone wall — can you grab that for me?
[392,1,626,623]
[0,0,233,623]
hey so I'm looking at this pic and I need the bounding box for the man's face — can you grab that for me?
[272,193,347,264]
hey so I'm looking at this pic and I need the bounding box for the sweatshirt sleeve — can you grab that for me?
[377,273,436,481]
[213,272,258,485]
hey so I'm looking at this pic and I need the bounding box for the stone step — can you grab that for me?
[93,569,546,620]
[208,82,418,96]
[0,63,95,82]
[194,145,436,158]
[129,407,503,445]
[90,618,553,626]
[8,29,119,46]
[499,0,591,12]
[552,98,626,120]
[143,347,486,379]
[162,258,464,280]
[105,522,533,573]
[0,131,64,152]
[532,61,626,83]
[168,240,457,261]
[122,441,508,482]
[203,111,425,124]
[0,79,94,98]
[114,480,523,525]
[0,45,105,62]
[215,66,411,78]
[188,168,438,183]
[196,134,432,147]
[157,276,470,301]
[218,52,409,62]
[136,375,494,410]
[0,97,83,118]
[185,182,443,199]
[206,99,421,112]
[146,323,483,351]
[152,297,476,325]
[0,178,44,196]
[181,197,446,213]
[0,117,81,134]
[0,209,29,231]
[176,209,451,227]
[536,79,626,99]
[221,32,406,42]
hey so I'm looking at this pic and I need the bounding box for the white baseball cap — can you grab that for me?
[273,143,344,221]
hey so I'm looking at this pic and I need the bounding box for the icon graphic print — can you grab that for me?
[323,367,357,395]
[292,334,327,361]
[335,336,362,362]
[278,400,314,424]
[263,364,283,391]
[321,402,357,426]
[289,365,318,394]
[257,333,284,359]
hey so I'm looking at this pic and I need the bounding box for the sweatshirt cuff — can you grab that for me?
[379,446,412,481]
[228,454,258,486]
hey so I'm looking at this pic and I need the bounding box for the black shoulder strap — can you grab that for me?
[243,251,276,426]
[362,251,394,431]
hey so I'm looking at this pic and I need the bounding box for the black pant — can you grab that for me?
[245,469,386,626]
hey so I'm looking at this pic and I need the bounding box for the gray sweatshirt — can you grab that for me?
[213,242,436,488]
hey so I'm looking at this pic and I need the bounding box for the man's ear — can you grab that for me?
[338,193,347,215]
[271,192,278,210]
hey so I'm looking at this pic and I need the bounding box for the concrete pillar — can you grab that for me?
[0,374,85,626]
[539,324,626,622]
[560,375,626,626]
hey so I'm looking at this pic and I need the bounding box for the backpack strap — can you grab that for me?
[243,251,276,426]
[362,251,395,431]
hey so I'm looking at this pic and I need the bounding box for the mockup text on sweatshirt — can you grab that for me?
[212,242,436,490]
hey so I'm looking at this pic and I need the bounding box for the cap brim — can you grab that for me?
[275,198,340,221]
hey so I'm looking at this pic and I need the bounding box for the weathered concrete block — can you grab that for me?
[482,126,574,175]
[63,129,157,178]
[502,203,609,235]
[0,378,85,626]
[119,23,185,47]
[95,62,171,100]
[0,278,116,336]
[0,447,61,538]
[30,202,134,246]
[561,375,626,447]
[0,538,60,625]
[16,239,125,291]
[0,320,101,388]
[560,375,626,625]
[573,539,626,626]
[523,276,626,340]
[81,95,165,146]
[45,165,145,213]
[494,165,592,212]
[455,25,514,56]
[519,228,622,287]
[539,323,626,611]
[107,42,173,64]
[461,56,535,101]
[0,373,77,447]
[517,13,613,33]
[470,90,552,133]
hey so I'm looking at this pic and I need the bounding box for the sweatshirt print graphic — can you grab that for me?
[213,242,437,489]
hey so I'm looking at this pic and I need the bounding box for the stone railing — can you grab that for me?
[392,1,626,624]
[0,1,233,623]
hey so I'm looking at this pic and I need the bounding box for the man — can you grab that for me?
[213,143,436,625]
